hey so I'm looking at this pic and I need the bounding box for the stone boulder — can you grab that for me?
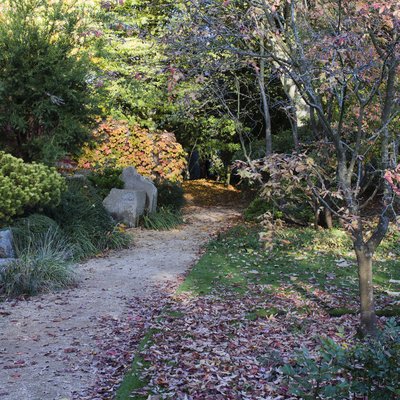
[103,189,147,227]
[121,167,157,213]
[0,229,15,259]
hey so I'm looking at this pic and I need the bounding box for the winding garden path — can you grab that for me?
[0,181,243,400]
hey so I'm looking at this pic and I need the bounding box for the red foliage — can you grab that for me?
[78,118,187,182]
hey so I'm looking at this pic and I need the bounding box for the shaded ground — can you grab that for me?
[0,181,242,400]
[183,179,246,208]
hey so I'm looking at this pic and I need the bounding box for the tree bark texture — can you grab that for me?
[355,247,377,336]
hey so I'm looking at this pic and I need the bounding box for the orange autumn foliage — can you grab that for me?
[78,118,187,182]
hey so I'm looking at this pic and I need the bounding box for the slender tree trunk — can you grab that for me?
[287,101,299,151]
[324,207,333,229]
[309,106,318,138]
[355,247,377,336]
[313,199,319,230]
[279,76,300,150]
[291,112,299,151]
[259,48,272,156]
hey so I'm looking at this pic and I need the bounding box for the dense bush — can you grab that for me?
[283,320,400,399]
[88,167,124,199]
[0,0,96,163]
[237,154,316,226]
[273,126,313,154]
[0,152,65,226]
[244,197,282,221]
[232,139,267,162]
[77,118,187,182]
[0,226,75,297]
[47,178,130,259]
[156,180,185,211]
[244,195,312,225]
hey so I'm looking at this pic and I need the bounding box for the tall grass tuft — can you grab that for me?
[0,227,76,297]
[141,207,183,230]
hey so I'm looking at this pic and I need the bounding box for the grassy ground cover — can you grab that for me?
[117,223,400,399]
[180,225,400,314]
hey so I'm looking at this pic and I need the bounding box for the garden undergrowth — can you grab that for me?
[179,224,400,312]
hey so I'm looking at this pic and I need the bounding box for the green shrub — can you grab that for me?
[47,178,130,259]
[0,227,76,297]
[283,320,400,399]
[0,0,96,163]
[88,167,124,198]
[141,207,183,230]
[155,180,185,211]
[273,126,313,153]
[237,154,316,225]
[244,197,282,221]
[232,139,267,161]
[0,152,65,226]
[281,198,314,225]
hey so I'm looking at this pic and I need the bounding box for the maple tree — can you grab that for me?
[234,0,400,335]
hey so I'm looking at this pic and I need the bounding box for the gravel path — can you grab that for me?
[0,205,241,400]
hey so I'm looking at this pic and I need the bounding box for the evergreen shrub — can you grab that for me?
[156,180,185,211]
[244,198,279,221]
[47,178,130,259]
[283,320,400,399]
[88,167,124,198]
[0,0,96,163]
[0,152,65,226]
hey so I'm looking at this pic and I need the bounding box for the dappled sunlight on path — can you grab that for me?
[0,180,242,400]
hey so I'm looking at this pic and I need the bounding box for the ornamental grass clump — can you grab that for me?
[0,227,76,297]
[141,207,183,231]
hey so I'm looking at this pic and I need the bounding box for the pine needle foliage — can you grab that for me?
[0,0,97,163]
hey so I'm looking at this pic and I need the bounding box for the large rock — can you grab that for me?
[103,189,147,227]
[122,167,157,213]
[0,229,15,258]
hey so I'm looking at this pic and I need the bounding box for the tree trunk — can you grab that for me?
[287,102,299,151]
[324,207,333,229]
[258,76,272,156]
[355,247,377,336]
[310,106,317,137]
[259,55,272,156]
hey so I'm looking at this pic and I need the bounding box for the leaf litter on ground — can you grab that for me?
[131,286,359,400]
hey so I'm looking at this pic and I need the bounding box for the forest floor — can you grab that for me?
[0,180,244,400]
